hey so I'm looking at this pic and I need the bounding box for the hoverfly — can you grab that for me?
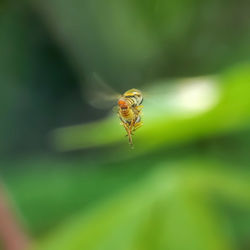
[86,74,144,147]
[118,89,144,147]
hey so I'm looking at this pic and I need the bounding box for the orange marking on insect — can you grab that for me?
[118,99,128,109]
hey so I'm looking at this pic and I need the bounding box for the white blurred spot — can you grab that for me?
[168,77,219,115]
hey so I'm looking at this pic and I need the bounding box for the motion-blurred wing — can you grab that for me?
[85,73,121,110]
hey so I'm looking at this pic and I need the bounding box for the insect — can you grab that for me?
[86,74,144,147]
[118,89,144,147]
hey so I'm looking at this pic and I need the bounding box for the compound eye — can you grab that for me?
[118,100,128,109]
[118,100,126,105]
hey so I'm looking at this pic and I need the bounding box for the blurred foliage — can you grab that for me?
[0,0,250,250]
[34,163,250,250]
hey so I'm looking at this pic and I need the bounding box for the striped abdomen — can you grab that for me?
[119,107,134,123]
[123,97,137,107]
[123,89,143,107]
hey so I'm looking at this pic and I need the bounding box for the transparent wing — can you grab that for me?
[85,72,121,110]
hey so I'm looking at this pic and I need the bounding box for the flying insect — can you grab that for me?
[87,74,144,147]
[117,88,143,147]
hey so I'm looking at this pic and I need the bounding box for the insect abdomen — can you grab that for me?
[120,108,134,121]
[121,108,131,117]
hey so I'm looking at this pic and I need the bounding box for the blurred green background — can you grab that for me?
[1,0,250,249]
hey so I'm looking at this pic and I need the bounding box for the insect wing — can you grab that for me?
[85,72,121,110]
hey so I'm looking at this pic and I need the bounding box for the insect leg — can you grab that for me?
[133,121,143,131]
[126,125,133,146]
[136,105,144,111]
[121,121,133,146]
[132,115,143,132]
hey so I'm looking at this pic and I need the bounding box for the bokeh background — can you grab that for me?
[1,0,250,249]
